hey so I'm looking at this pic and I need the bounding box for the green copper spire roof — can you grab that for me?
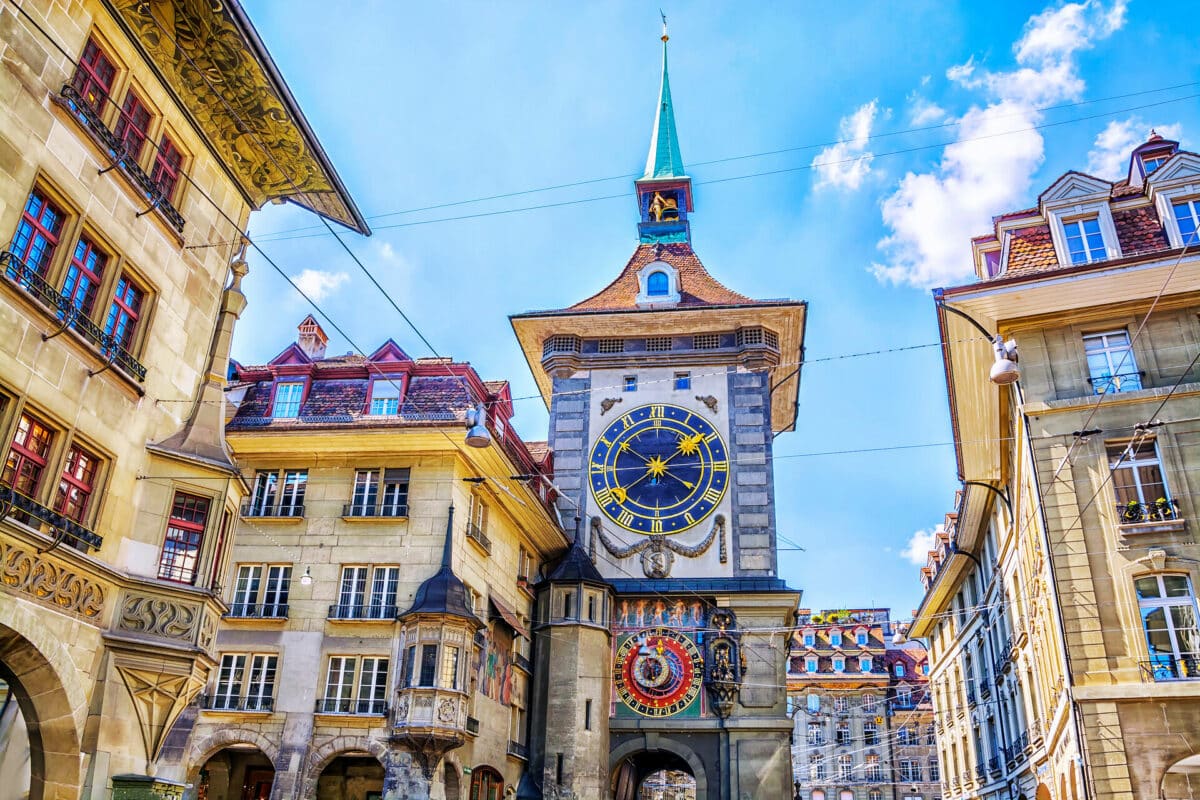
[643,30,685,180]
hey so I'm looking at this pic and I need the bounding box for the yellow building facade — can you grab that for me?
[0,1,364,798]
[914,133,1200,800]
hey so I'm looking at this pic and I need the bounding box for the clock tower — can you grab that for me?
[512,24,805,800]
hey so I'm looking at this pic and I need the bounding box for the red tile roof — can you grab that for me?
[1114,207,1170,256]
[1003,225,1058,277]
[567,243,754,311]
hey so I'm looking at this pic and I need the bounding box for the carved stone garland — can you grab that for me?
[590,514,726,578]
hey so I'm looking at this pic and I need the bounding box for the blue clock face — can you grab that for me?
[590,403,728,535]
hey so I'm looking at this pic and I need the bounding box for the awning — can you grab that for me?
[488,590,529,639]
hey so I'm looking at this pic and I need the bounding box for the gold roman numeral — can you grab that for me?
[651,519,663,533]
[712,460,728,472]
[617,510,635,527]
[649,405,665,418]
[702,488,722,504]
[595,488,614,506]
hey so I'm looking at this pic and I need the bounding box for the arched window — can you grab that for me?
[647,270,669,296]
[470,766,503,800]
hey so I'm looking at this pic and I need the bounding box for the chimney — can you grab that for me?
[297,315,328,359]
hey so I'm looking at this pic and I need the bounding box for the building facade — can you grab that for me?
[0,1,364,798]
[511,29,804,800]
[913,133,1200,800]
[788,609,939,800]
[164,319,567,800]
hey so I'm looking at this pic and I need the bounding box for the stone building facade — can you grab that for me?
[788,609,939,800]
[0,1,363,798]
[913,133,1200,800]
[163,319,567,800]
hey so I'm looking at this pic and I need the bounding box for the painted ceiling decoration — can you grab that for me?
[107,0,369,234]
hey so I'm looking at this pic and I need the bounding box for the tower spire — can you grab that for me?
[644,15,685,181]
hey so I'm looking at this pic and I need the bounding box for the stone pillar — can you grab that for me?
[382,749,434,800]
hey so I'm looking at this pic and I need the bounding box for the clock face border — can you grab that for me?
[612,627,704,718]
[588,402,729,535]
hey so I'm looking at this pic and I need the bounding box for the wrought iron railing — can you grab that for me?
[0,483,102,551]
[315,698,388,715]
[327,603,398,620]
[58,84,185,232]
[240,502,305,519]
[988,756,1000,775]
[466,522,492,552]
[200,694,274,712]
[1087,371,1144,395]
[1117,498,1181,524]
[507,741,529,760]
[1,251,146,381]
[1140,654,1200,681]
[342,501,408,518]
[225,603,289,619]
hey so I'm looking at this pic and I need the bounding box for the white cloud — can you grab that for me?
[812,100,880,191]
[902,525,944,565]
[908,94,947,126]
[871,0,1128,289]
[291,268,350,302]
[1086,118,1184,180]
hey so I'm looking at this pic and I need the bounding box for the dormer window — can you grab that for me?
[832,657,845,673]
[805,656,818,672]
[829,630,842,647]
[855,630,868,646]
[367,378,401,415]
[1143,154,1170,174]
[271,381,305,418]
[647,270,669,296]
[1063,216,1107,264]
[1173,198,1199,246]
[802,629,815,647]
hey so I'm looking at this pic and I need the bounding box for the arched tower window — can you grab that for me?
[647,270,669,296]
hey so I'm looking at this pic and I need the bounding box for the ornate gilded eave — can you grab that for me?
[105,0,370,235]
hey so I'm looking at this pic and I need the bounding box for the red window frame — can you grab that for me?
[72,37,116,114]
[158,492,210,584]
[55,444,99,523]
[151,135,183,201]
[10,190,65,276]
[62,236,107,315]
[104,274,144,351]
[2,413,54,497]
[114,91,151,162]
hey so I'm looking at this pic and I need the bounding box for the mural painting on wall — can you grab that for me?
[475,622,514,705]
[614,597,708,631]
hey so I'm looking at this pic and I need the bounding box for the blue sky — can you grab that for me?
[233,0,1200,620]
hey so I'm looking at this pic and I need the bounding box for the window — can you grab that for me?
[320,656,388,714]
[114,91,151,162]
[271,381,304,419]
[929,758,940,782]
[895,662,906,677]
[333,565,399,618]
[62,236,107,315]
[10,189,65,277]
[440,645,461,690]
[862,694,877,712]
[151,134,183,200]
[470,767,503,800]
[807,722,823,745]
[245,469,308,518]
[810,754,826,780]
[1173,198,1199,245]
[833,696,848,713]
[381,469,410,515]
[693,333,720,349]
[806,656,819,673]
[211,653,277,712]
[1063,216,1107,264]
[832,656,845,673]
[864,721,879,745]
[71,37,116,113]
[830,630,842,647]
[229,564,291,617]
[646,271,669,296]
[158,492,209,584]
[54,444,99,523]
[895,688,912,707]
[807,693,820,713]
[898,726,915,745]
[1084,330,1141,394]
[646,336,672,351]
[623,375,637,392]
[3,413,54,496]
[1143,154,1170,174]
[1110,440,1172,520]
[837,754,853,780]
[856,631,868,646]
[673,371,691,390]
[803,630,815,647]
[368,379,401,415]
[211,653,245,710]
[584,698,592,730]
[1136,574,1200,680]
[103,274,144,352]
[598,338,625,354]
[835,723,850,745]
[859,656,872,672]
[865,754,882,781]
[869,792,883,800]
[467,490,490,550]
[899,759,920,782]
[417,643,439,687]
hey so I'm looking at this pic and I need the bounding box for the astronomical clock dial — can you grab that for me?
[613,628,704,717]
[589,403,728,534]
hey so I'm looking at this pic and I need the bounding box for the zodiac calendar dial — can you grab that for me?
[613,627,703,717]
[589,403,728,535]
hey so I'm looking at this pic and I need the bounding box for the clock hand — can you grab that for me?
[662,468,695,490]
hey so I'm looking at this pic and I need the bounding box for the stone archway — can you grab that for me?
[302,737,390,799]
[0,624,82,800]
[610,738,707,800]
[1162,753,1200,800]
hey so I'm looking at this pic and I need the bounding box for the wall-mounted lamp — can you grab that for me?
[299,566,313,586]
[464,403,491,448]
[989,335,1020,385]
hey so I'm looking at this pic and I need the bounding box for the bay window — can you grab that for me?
[3,413,54,496]
[54,444,99,524]
[157,492,210,584]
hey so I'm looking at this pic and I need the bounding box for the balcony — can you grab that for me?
[507,741,529,760]
[1,253,146,383]
[342,502,408,519]
[0,483,103,551]
[1140,654,1200,682]
[240,501,305,520]
[1088,371,1144,395]
[315,698,388,715]
[200,694,274,713]
[225,603,289,620]
[975,763,987,781]
[466,523,492,553]
[328,603,398,621]
[56,84,185,233]
[1116,500,1184,535]
[988,756,1000,775]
